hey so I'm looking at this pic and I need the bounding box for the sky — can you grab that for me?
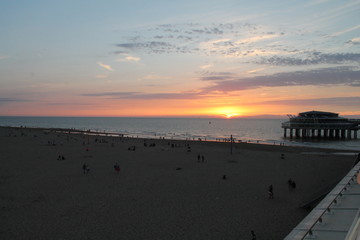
[1,0,360,118]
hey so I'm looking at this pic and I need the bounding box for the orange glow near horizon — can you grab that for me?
[208,107,245,119]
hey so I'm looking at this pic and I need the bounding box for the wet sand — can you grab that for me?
[0,126,357,239]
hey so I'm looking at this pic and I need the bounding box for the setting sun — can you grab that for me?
[210,107,244,119]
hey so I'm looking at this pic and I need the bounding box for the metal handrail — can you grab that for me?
[300,167,360,239]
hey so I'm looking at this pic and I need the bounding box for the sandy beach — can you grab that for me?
[0,126,358,240]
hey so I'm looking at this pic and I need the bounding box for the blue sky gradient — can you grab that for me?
[1,0,359,117]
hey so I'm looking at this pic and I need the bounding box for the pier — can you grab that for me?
[282,111,360,139]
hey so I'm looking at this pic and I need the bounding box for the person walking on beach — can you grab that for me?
[114,163,120,174]
[251,230,256,240]
[82,163,89,174]
[288,178,293,190]
[268,184,274,199]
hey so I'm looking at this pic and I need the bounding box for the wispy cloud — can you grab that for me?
[260,96,360,107]
[97,62,114,71]
[115,55,141,62]
[0,97,30,104]
[82,91,200,100]
[113,22,281,57]
[202,67,360,92]
[200,63,213,69]
[258,52,360,66]
[116,41,176,54]
[330,24,360,37]
[247,68,265,74]
[346,37,360,45]
[95,74,108,79]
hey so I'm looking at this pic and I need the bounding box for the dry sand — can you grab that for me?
[0,126,358,240]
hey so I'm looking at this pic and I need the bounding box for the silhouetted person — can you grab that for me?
[223,174,227,180]
[268,184,274,199]
[251,230,256,240]
[114,163,120,174]
[288,178,293,190]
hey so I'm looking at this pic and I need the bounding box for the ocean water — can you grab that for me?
[0,116,359,151]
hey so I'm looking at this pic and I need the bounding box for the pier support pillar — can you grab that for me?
[355,131,358,139]
[335,129,340,139]
[290,128,293,138]
[295,129,300,138]
[317,129,322,138]
[347,129,352,139]
[284,128,287,138]
[341,129,346,139]
[311,129,315,138]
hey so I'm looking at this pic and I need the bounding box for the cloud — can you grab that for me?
[113,22,276,56]
[202,67,360,92]
[81,91,199,100]
[247,68,265,74]
[235,33,278,45]
[97,62,114,71]
[115,41,176,54]
[95,74,108,79]
[0,97,30,104]
[199,71,235,81]
[346,37,360,45]
[115,55,141,62]
[260,96,360,107]
[330,24,360,37]
[200,63,213,69]
[258,52,360,65]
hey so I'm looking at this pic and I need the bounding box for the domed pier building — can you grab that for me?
[281,111,360,139]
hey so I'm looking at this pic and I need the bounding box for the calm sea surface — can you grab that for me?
[0,116,359,151]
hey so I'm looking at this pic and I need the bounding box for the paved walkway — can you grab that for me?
[285,158,360,240]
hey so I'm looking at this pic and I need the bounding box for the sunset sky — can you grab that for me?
[1,0,360,118]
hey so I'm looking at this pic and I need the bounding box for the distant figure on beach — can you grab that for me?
[82,164,89,174]
[114,163,120,174]
[223,174,227,180]
[251,230,256,240]
[197,154,200,162]
[201,155,205,162]
[288,178,296,190]
[268,184,274,199]
[288,178,292,190]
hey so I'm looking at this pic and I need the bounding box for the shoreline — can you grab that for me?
[1,125,358,154]
[1,126,358,239]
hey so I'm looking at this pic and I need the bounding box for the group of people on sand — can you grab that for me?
[57,155,66,161]
[197,154,205,163]
[267,178,297,199]
[82,163,121,174]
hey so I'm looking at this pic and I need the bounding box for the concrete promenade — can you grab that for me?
[285,158,360,240]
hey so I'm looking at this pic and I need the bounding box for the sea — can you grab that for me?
[0,116,359,151]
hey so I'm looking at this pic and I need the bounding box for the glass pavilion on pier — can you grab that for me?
[282,111,360,139]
